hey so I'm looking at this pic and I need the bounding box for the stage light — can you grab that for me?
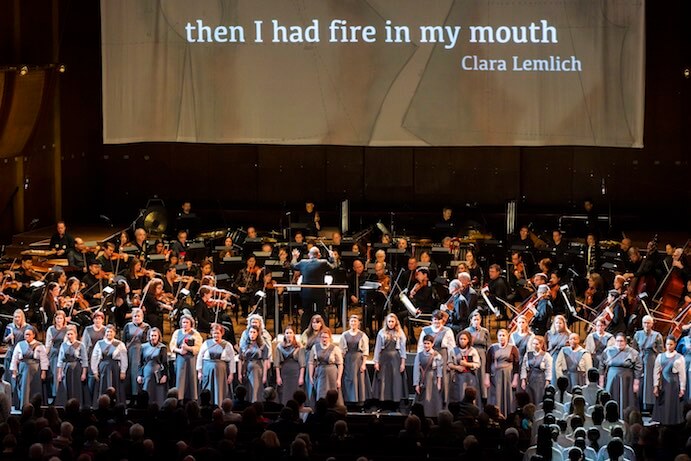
[58,64,66,73]
[19,65,28,76]
[684,68,690,79]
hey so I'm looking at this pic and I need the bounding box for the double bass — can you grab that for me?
[653,241,690,336]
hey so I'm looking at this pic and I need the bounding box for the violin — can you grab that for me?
[584,286,596,307]
[410,281,425,297]
[377,274,391,295]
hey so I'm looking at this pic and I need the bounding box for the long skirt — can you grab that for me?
[126,344,143,397]
[640,351,657,410]
[278,359,302,405]
[342,351,371,403]
[95,358,126,405]
[175,353,198,401]
[55,360,87,407]
[474,347,487,400]
[142,360,168,407]
[372,349,408,402]
[47,347,60,397]
[526,369,547,405]
[201,360,232,405]
[415,369,443,417]
[245,359,265,403]
[652,372,683,425]
[488,365,514,417]
[17,359,43,409]
[314,363,343,406]
[450,371,478,403]
[304,350,315,404]
[605,367,637,419]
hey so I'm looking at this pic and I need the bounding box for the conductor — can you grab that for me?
[292,247,337,330]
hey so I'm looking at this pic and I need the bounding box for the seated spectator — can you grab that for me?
[262,388,284,413]
[221,398,242,424]
[233,386,251,413]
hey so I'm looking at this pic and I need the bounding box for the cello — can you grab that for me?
[653,241,691,336]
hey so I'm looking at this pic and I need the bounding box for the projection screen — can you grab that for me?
[101,0,645,147]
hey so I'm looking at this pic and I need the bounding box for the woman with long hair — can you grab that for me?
[339,315,371,404]
[372,313,408,403]
[546,315,571,384]
[275,325,305,405]
[137,327,168,407]
[169,314,203,402]
[238,325,271,402]
[55,324,88,407]
[509,314,535,373]
[301,314,325,403]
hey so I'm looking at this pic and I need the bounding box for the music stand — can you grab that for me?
[273,283,349,336]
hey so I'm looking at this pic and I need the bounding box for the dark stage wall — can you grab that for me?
[0,0,688,240]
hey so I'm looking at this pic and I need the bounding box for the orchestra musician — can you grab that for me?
[485,264,511,319]
[298,201,321,236]
[50,221,75,257]
[457,272,478,315]
[509,252,529,301]
[347,259,366,308]
[67,238,97,273]
[513,225,535,251]
[291,247,337,331]
[367,262,391,335]
[549,230,569,269]
[604,289,626,335]
[129,228,149,260]
[464,249,483,289]
[41,282,62,328]
[442,279,468,334]
[141,278,172,331]
[169,230,189,260]
[96,242,128,275]
[400,257,419,293]
[584,273,606,316]
[584,234,600,278]
[81,262,111,305]
[234,256,262,317]
[410,267,435,315]
[530,284,553,337]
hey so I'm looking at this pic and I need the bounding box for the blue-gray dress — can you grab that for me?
[82,325,105,404]
[4,323,28,408]
[122,322,150,397]
[676,336,691,401]
[546,331,570,384]
[171,328,202,401]
[13,340,48,409]
[93,339,128,405]
[311,343,344,405]
[522,351,552,404]
[139,342,168,407]
[275,342,305,405]
[46,325,67,398]
[632,329,663,411]
[199,339,234,405]
[55,340,88,407]
[372,330,408,402]
[486,343,519,417]
[448,346,480,403]
[599,346,643,419]
[465,326,490,400]
[340,331,372,403]
[241,341,270,402]
[652,352,685,425]
[413,350,443,417]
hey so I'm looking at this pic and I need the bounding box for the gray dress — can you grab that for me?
[93,339,127,405]
[122,322,150,397]
[599,346,643,419]
[275,342,305,405]
[172,329,202,401]
[559,347,590,391]
[448,346,479,403]
[546,331,569,384]
[420,326,453,405]
[465,326,490,399]
[45,326,67,398]
[4,323,28,409]
[632,329,663,411]
[486,343,519,417]
[523,351,551,405]
[340,331,371,403]
[652,352,684,425]
[301,333,320,404]
[413,350,443,417]
[510,331,533,372]
[199,339,234,405]
[13,340,48,409]
[140,342,168,407]
[372,331,408,402]
[311,343,344,405]
[81,325,105,404]
[55,340,88,407]
[586,331,613,369]
[241,341,270,402]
